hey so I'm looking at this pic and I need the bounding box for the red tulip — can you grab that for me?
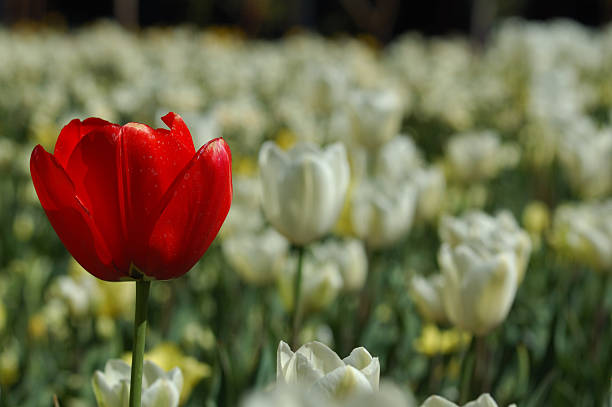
[30,113,232,281]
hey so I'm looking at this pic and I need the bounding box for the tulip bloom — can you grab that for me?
[30,113,232,281]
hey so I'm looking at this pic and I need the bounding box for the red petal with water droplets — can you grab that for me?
[117,121,196,266]
[54,118,118,168]
[30,145,121,281]
[144,138,232,279]
[65,129,130,272]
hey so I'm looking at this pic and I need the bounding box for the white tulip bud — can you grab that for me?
[550,200,612,271]
[440,211,531,283]
[374,135,423,180]
[420,393,514,407]
[311,239,368,291]
[241,385,329,407]
[445,131,519,182]
[558,127,612,199]
[412,166,446,222]
[92,359,182,407]
[439,244,519,335]
[351,179,417,249]
[279,252,343,313]
[259,142,350,246]
[410,274,447,323]
[277,341,379,400]
[222,228,290,285]
[347,89,404,149]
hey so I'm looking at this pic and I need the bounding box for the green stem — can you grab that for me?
[459,336,477,404]
[291,246,305,348]
[129,280,151,407]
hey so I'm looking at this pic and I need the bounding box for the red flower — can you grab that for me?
[30,113,232,281]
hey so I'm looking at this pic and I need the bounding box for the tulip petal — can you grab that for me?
[161,112,195,152]
[54,118,118,168]
[117,121,196,265]
[311,366,373,400]
[420,395,459,407]
[65,129,130,272]
[277,341,294,384]
[144,138,232,279]
[30,145,118,281]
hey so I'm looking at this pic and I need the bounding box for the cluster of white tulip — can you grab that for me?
[550,200,612,272]
[219,141,369,317]
[412,211,532,335]
[349,134,445,248]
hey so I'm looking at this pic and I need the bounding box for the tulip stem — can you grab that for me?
[129,279,151,407]
[291,246,305,347]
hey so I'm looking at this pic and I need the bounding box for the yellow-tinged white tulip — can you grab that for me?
[311,239,368,291]
[351,179,417,249]
[439,243,519,336]
[92,359,183,407]
[277,341,379,400]
[410,274,447,323]
[347,88,404,149]
[259,141,350,246]
[420,393,515,407]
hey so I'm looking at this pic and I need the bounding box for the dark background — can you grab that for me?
[3,0,612,42]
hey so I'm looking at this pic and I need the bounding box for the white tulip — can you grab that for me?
[345,380,416,407]
[374,135,423,180]
[220,176,265,237]
[242,381,414,407]
[259,142,350,245]
[222,228,290,285]
[550,200,612,271]
[368,135,446,223]
[410,274,447,323]
[241,385,329,407]
[440,211,531,283]
[558,127,612,199]
[279,252,343,313]
[420,211,532,335]
[351,179,417,249]
[311,239,368,291]
[277,341,379,400]
[420,393,515,407]
[347,88,404,149]
[445,131,519,182]
[439,243,519,335]
[412,166,446,222]
[92,359,183,407]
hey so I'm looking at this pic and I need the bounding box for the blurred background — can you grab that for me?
[4,0,612,40]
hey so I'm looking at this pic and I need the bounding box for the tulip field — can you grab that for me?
[1,19,612,407]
